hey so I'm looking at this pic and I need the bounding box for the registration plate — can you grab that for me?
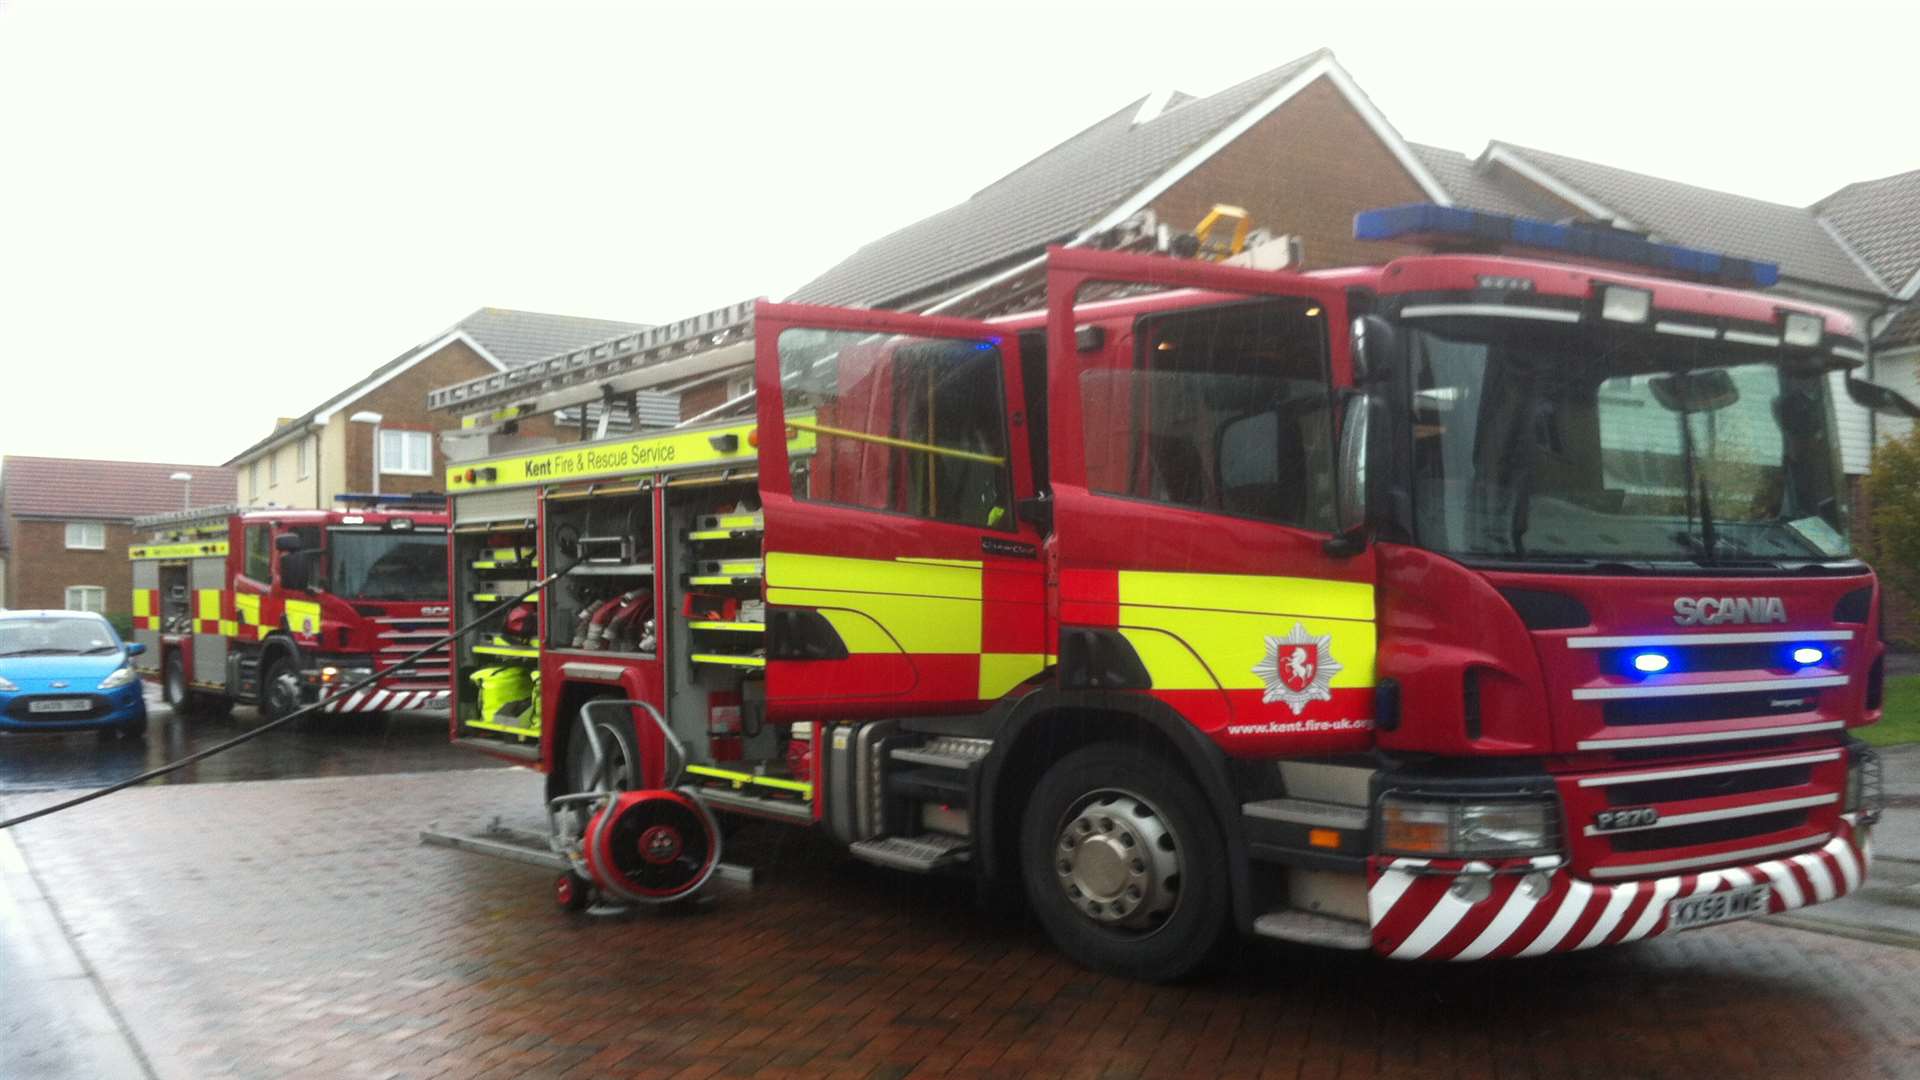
[419,697,449,711]
[1668,882,1772,931]
[28,698,91,714]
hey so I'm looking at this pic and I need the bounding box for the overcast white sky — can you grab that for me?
[3,0,1914,467]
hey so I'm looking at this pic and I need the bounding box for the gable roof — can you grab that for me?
[224,308,650,466]
[1483,143,1883,296]
[1814,168,1920,298]
[789,50,1448,310]
[1408,143,1573,219]
[2,456,237,526]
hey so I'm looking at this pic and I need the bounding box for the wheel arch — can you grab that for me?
[975,690,1253,932]
[545,679,630,801]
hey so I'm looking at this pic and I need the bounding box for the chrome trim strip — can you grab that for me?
[1582,794,1838,837]
[1576,750,1843,787]
[561,662,628,681]
[1577,721,1844,750]
[1572,675,1848,701]
[1723,329,1781,347]
[1588,834,1829,879]
[1399,303,1581,323]
[1565,630,1854,649]
[1653,320,1718,339]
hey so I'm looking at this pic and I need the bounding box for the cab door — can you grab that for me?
[754,300,1045,720]
[1043,247,1377,755]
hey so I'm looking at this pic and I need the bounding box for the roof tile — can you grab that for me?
[2,456,237,524]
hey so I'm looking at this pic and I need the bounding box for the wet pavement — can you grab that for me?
[0,686,507,795]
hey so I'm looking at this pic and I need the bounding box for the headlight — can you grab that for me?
[1380,796,1560,858]
[96,665,138,691]
[0,675,17,692]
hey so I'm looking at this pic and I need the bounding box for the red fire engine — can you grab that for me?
[432,205,1909,979]
[130,494,453,721]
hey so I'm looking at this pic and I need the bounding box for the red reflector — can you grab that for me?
[464,468,477,483]
[747,428,759,447]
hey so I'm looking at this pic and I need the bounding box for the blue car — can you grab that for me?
[0,610,149,739]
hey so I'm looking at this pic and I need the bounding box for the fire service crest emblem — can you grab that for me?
[1253,623,1341,716]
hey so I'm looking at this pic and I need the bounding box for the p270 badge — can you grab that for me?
[1253,623,1342,716]
[1593,807,1660,832]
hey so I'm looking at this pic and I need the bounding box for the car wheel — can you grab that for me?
[1020,743,1230,982]
[163,652,191,714]
[120,714,148,740]
[262,655,305,724]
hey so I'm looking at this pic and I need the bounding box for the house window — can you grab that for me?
[65,586,106,614]
[269,450,279,486]
[248,460,259,497]
[379,430,433,476]
[298,437,311,479]
[64,521,106,550]
[727,371,753,401]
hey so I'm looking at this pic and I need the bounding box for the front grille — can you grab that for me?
[1606,809,1810,852]
[7,695,109,720]
[1605,763,1815,806]
[1603,689,1817,727]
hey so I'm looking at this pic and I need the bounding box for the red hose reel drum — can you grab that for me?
[582,789,721,902]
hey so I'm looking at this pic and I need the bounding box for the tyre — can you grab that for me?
[1020,743,1230,982]
[562,704,640,796]
[261,655,305,724]
[555,870,592,912]
[163,652,191,714]
[120,713,148,740]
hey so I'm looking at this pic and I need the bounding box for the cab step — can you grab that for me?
[848,833,971,872]
[1251,910,1372,950]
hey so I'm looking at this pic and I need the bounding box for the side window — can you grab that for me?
[244,525,272,582]
[1081,299,1335,531]
[778,328,1014,530]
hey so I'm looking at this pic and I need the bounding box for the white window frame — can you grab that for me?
[65,585,106,613]
[248,459,259,497]
[727,370,754,401]
[297,436,311,479]
[268,449,279,486]
[64,521,106,550]
[378,429,433,476]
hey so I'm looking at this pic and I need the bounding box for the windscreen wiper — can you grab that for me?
[1696,476,1717,564]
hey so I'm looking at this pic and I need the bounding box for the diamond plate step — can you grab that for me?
[1251,910,1372,950]
[848,834,972,872]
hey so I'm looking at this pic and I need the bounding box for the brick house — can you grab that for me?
[227,308,647,507]
[0,457,236,619]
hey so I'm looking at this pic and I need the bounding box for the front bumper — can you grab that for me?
[318,684,449,713]
[0,685,148,733]
[1367,815,1871,960]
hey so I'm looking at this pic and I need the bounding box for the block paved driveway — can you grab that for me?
[4,765,1920,1080]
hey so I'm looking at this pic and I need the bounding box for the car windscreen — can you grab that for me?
[0,616,120,656]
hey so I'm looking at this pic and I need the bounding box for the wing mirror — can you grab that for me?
[1846,376,1920,420]
[1350,314,1397,385]
[280,552,311,592]
[1326,391,1374,557]
[275,533,304,552]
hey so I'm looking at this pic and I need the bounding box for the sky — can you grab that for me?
[3,0,1916,467]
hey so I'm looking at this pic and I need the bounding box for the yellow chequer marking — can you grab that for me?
[1117,570,1373,623]
[979,653,1046,699]
[766,551,982,600]
[234,593,262,628]
[1117,627,1222,690]
[770,586,979,654]
[1119,603,1376,691]
[285,599,322,636]
[132,590,153,618]
[197,589,222,621]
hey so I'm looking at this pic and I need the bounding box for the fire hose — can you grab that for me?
[0,561,583,833]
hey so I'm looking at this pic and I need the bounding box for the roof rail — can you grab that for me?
[131,504,250,531]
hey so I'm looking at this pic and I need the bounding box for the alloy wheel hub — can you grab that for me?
[1053,789,1182,931]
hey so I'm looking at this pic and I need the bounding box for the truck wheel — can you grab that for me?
[1020,744,1229,982]
[163,653,191,715]
[562,706,640,796]
[262,656,304,723]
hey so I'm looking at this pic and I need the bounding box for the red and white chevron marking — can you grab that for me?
[322,688,451,713]
[1368,824,1871,961]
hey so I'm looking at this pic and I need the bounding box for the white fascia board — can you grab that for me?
[1481,145,1632,229]
[1812,215,1894,296]
[313,330,505,425]
[1899,269,1920,302]
[1319,62,1453,206]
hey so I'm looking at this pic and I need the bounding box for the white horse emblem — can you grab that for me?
[1253,623,1342,716]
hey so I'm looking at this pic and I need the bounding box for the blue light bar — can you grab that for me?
[1354,204,1780,288]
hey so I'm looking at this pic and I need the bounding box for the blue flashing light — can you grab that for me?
[1631,651,1672,674]
[1354,203,1781,288]
[1791,646,1825,667]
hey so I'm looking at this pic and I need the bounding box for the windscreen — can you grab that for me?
[327,530,447,600]
[0,615,120,656]
[1407,317,1849,564]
